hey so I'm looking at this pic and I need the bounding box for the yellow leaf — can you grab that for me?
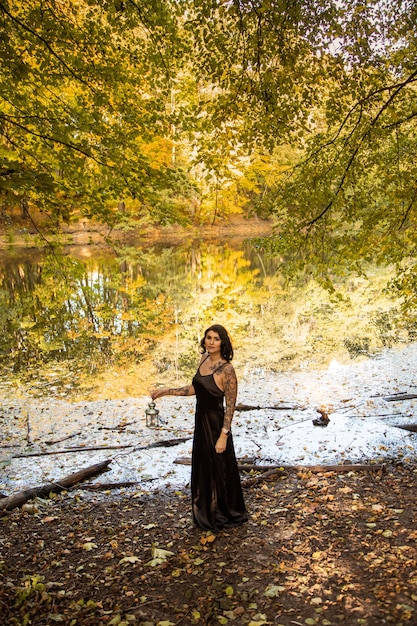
[145,543,174,567]
[248,614,270,626]
[82,542,98,551]
[119,556,140,564]
[312,551,323,560]
[153,546,174,559]
[264,585,285,597]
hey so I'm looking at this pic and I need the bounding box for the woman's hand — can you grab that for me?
[215,432,228,453]
[151,388,166,400]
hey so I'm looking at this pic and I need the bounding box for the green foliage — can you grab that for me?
[0,0,191,224]
[1,0,417,282]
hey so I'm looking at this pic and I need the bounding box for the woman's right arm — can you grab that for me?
[151,384,195,400]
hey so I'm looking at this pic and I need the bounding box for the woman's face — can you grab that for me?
[204,330,222,355]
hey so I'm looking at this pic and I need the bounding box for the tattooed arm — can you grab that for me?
[215,363,237,454]
[151,384,195,400]
[222,363,237,432]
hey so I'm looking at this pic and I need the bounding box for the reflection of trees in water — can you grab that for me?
[0,243,412,399]
[0,251,174,394]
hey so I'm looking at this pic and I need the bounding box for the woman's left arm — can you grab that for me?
[215,364,237,454]
[222,364,237,433]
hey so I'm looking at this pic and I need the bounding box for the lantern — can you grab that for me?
[145,401,160,428]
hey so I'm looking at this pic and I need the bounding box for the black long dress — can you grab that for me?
[191,361,248,531]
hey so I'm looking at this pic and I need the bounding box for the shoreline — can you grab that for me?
[0,215,273,253]
[1,341,417,498]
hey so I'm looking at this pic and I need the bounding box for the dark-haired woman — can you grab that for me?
[151,324,247,531]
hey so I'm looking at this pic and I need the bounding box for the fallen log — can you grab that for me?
[174,458,285,472]
[12,436,192,459]
[241,464,385,488]
[383,393,417,402]
[25,409,32,446]
[12,445,135,458]
[0,460,111,511]
[143,437,191,449]
[395,424,417,433]
[75,481,140,490]
[174,456,258,467]
[174,457,381,474]
[98,420,135,431]
[235,403,296,411]
[242,468,285,488]
[45,432,82,445]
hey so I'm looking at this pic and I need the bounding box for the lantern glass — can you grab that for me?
[145,401,160,427]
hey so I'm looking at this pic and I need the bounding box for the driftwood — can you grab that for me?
[395,424,417,433]
[235,403,296,411]
[12,436,192,459]
[241,463,385,488]
[74,481,140,490]
[12,444,136,458]
[26,409,32,446]
[242,468,285,488]
[45,432,82,445]
[0,460,112,511]
[383,393,417,402]
[174,458,286,472]
[174,457,381,474]
[98,421,135,431]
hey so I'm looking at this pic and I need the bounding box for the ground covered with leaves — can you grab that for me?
[1,464,417,626]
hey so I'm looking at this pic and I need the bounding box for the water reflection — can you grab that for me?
[0,240,411,400]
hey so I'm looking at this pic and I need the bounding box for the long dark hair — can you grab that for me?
[199,324,234,362]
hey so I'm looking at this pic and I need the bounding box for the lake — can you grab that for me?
[0,235,412,401]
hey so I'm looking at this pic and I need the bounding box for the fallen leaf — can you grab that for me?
[82,542,98,551]
[119,556,141,564]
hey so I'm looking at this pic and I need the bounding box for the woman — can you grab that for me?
[151,324,248,531]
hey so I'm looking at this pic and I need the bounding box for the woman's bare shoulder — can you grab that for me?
[222,362,236,376]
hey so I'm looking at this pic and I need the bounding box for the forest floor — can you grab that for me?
[1,463,417,626]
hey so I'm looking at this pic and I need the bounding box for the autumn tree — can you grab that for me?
[187,1,417,281]
[1,0,417,300]
[0,0,197,227]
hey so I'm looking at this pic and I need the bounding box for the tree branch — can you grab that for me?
[0,115,108,166]
[0,1,95,92]
[308,67,417,226]
[399,186,417,230]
